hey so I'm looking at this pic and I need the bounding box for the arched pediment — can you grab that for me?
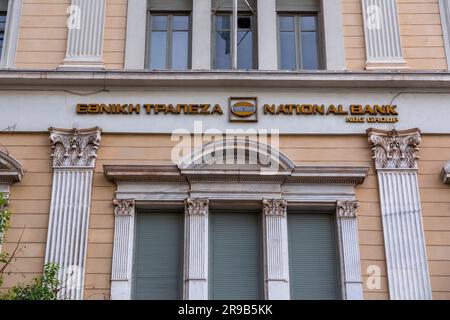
[0,150,24,184]
[177,138,295,173]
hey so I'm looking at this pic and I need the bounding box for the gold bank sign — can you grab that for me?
[76,101,399,124]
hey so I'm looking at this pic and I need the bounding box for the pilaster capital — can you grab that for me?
[367,128,421,170]
[49,127,102,169]
[442,161,450,184]
[262,199,287,217]
[113,199,135,216]
[337,200,359,218]
[185,198,209,216]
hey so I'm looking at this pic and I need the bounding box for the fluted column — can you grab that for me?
[45,127,102,300]
[367,128,432,300]
[361,0,407,70]
[110,199,135,300]
[336,200,364,300]
[184,198,209,300]
[262,199,290,300]
[60,0,106,69]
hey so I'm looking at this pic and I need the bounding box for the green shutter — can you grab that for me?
[209,210,262,300]
[0,0,8,11]
[288,213,340,300]
[133,210,184,300]
[276,0,320,12]
[148,0,192,11]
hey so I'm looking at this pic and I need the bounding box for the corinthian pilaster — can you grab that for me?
[441,161,450,184]
[336,200,363,300]
[45,127,102,300]
[184,198,209,300]
[367,128,431,300]
[111,199,135,300]
[60,0,106,69]
[262,199,290,300]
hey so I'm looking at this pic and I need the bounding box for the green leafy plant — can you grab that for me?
[0,193,11,246]
[0,263,61,300]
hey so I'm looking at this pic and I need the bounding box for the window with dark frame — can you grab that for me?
[279,14,321,70]
[213,13,256,70]
[0,11,7,57]
[147,13,190,70]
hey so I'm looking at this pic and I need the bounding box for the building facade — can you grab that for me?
[1,0,450,300]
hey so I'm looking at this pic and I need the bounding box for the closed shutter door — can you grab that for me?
[0,0,7,11]
[288,213,340,300]
[133,211,184,300]
[148,0,192,11]
[276,0,320,12]
[209,210,262,300]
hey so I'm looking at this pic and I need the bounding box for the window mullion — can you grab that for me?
[297,16,303,70]
[232,0,238,69]
[168,14,172,69]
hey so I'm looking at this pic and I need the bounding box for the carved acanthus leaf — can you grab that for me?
[367,128,421,170]
[185,198,209,215]
[113,199,135,216]
[262,199,287,216]
[337,200,359,218]
[50,127,102,168]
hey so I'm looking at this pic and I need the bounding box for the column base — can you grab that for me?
[365,60,409,71]
[58,57,105,71]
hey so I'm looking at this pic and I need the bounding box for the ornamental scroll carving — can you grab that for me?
[185,198,209,216]
[50,127,102,168]
[337,200,359,218]
[367,128,421,170]
[262,199,287,216]
[113,199,135,216]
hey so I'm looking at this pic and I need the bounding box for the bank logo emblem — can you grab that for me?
[229,97,258,122]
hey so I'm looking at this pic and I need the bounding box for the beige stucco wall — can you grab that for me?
[342,0,448,70]
[15,0,127,69]
[13,0,450,71]
[1,132,449,299]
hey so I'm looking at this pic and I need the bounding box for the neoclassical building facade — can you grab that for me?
[1,0,450,300]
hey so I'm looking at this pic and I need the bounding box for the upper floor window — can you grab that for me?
[0,1,7,58]
[278,14,321,70]
[212,0,257,70]
[147,13,190,70]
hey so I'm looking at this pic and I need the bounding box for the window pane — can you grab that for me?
[237,30,253,69]
[149,31,167,69]
[280,31,296,70]
[216,15,230,30]
[173,15,189,31]
[300,16,317,32]
[172,31,189,69]
[301,31,319,70]
[279,16,294,31]
[215,30,231,69]
[151,15,168,31]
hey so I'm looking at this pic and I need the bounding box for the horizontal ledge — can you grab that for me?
[104,164,369,185]
[1,70,450,88]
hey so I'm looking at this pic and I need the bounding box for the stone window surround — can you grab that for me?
[0,0,22,69]
[124,0,346,70]
[105,140,368,300]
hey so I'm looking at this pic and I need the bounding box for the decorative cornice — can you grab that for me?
[49,127,102,169]
[442,161,450,184]
[113,199,135,216]
[0,150,24,183]
[104,165,369,186]
[367,128,421,170]
[185,198,209,216]
[337,200,359,218]
[262,199,287,217]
